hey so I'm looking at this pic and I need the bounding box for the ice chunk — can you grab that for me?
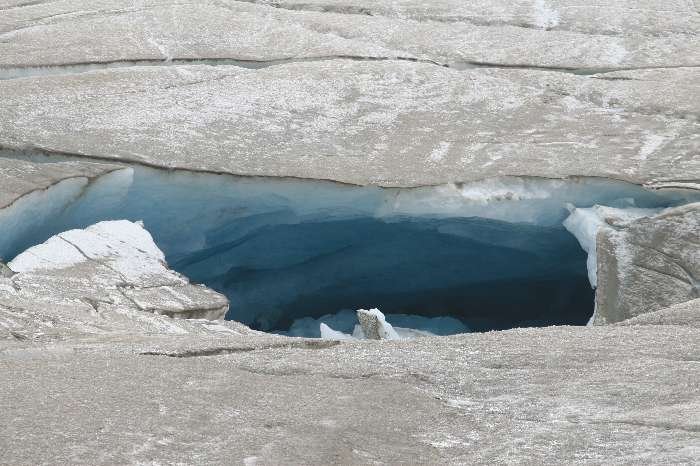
[9,220,184,287]
[286,309,358,338]
[352,324,366,339]
[357,308,401,340]
[291,308,467,340]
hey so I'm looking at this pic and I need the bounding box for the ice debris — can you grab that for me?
[357,308,401,340]
[319,308,448,341]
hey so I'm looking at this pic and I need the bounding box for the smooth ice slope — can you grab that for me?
[0,160,696,336]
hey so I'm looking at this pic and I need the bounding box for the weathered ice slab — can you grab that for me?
[1,63,698,187]
[618,298,700,328]
[595,203,700,324]
[0,220,237,342]
[0,324,698,464]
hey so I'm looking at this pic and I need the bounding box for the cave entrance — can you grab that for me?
[2,161,693,338]
[175,215,593,336]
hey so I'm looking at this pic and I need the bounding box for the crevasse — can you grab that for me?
[0,161,696,336]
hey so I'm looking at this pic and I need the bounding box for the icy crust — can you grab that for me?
[2,63,699,189]
[0,220,238,342]
[563,203,664,287]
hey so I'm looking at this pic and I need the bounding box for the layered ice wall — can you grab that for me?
[0,168,134,259]
[0,161,696,336]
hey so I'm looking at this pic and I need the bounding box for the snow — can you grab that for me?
[638,132,672,160]
[639,135,666,159]
[89,219,165,260]
[8,236,86,272]
[428,142,451,163]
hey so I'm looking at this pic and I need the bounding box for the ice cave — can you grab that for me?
[1,161,696,337]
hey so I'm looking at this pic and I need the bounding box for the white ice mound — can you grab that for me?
[10,219,171,283]
[6,220,229,322]
[563,203,663,287]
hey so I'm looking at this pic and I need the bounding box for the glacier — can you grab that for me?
[0,162,696,336]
